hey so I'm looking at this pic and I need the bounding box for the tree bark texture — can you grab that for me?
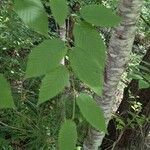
[101,48,150,150]
[83,0,143,149]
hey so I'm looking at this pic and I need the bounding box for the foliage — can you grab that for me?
[80,4,121,27]
[58,120,77,150]
[76,93,106,132]
[0,0,149,149]
[128,60,150,89]
[114,97,149,131]
[138,0,150,36]
[0,0,122,148]
[0,74,15,108]
[25,39,67,78]
[39,66,69,104]
[14,0,49,35]
[50,0,68,26]
[0,0,43,50]
[0,100,62,149]
[70,22,106,95]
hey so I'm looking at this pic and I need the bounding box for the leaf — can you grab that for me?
[39,66,69,104]
[14,0,48,35]
[70,22,106,95]
[73,22,106,65]
[127,73,143,80]
[0,74,15,108]
[138,65,150,73]
[76,93,107,132]
[144,74,150,81]
[58,120,77,150]
[80,4,121,27]
[25,39,67,78]
[139,80,150,89]
[70,48,103,95]
[50,0,68,25]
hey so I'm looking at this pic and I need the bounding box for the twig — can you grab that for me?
[140,15,150,27]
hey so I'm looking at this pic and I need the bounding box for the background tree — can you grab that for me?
[83,0,144,149]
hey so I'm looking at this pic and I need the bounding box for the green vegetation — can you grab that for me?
[0,0,149,149]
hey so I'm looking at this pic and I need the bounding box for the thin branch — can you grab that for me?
[140,15,150,27]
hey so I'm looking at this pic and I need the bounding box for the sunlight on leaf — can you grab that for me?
[14,0,48,35]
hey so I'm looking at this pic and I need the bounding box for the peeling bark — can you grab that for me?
[59,24,66,65]
[59,24,66,42]
[83,0,143,149]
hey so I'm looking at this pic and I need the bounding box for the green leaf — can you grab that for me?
[14,0,48,35]
[39,66,69,104]
[70,22,106,95]
[70,48,103,95]
[0,75,15,108]
[73,22,106,65]
[127,73,143,80]
[50,0,68,25]
[26,39,67,78]
[138,65,150,73]
[139,80,150,89]
[76,93,107,132]
[80,4,121,27]
[58,120,77,150]
[144,74,150,81]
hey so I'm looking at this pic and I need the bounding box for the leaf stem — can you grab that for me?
[70,75,77,120]
[72,95,76,120]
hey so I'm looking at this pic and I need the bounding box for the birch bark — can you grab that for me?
[83,0,143,149]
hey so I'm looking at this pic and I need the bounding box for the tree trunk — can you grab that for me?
[100,48,150,150]
[83,0,143,149]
